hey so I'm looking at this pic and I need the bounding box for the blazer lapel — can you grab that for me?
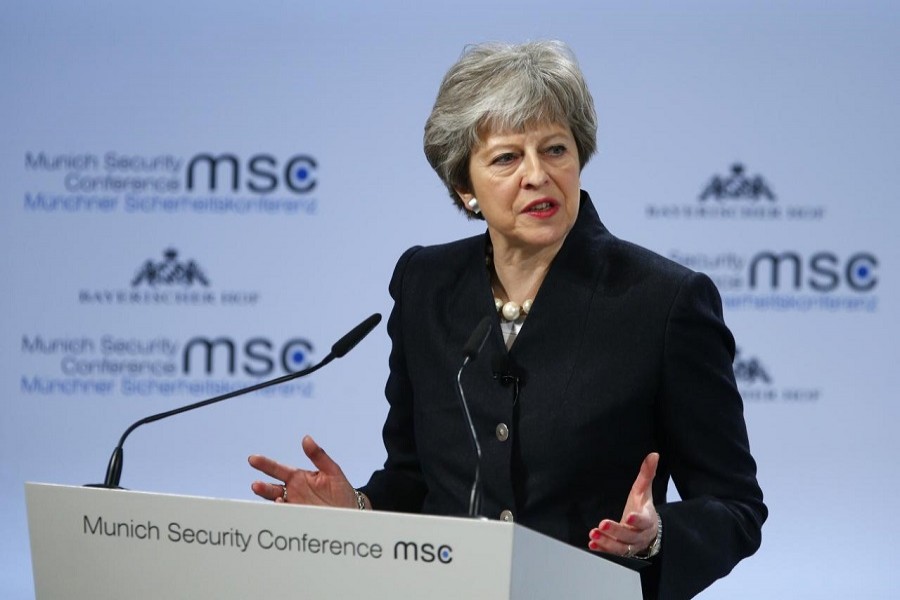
[507,192,611,405]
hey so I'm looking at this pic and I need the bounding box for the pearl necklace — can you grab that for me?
[486,241,534,322]
[494,297,533,322]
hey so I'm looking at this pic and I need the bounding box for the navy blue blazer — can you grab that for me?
[362,192,766,599]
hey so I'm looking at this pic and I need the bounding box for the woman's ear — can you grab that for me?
[456,189,479,214]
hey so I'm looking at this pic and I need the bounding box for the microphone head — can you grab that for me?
[331,313,382,358]
[492,354,524,386]
[462,316,492,360]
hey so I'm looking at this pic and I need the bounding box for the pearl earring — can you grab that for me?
[467,198,481,214]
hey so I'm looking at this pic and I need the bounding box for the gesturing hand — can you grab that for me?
[588,452,660,557]
[249,435,358,509]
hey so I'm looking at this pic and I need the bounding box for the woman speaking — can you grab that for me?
[249,40,766,600]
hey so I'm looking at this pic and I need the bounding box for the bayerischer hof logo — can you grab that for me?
[78,248,258,306]
[733,347,772,385]
[645,161,824,221]
[734,347,821,403]
[132,249,210,287]
[699,163,775,202]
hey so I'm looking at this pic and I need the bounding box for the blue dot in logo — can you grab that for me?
[440,548,450,560]
[294,167,309,181]
[291,350,306,366]
[856,265,869,280]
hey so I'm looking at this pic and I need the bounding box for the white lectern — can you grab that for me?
[26,483,642,599]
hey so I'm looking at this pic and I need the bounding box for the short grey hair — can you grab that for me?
[424,40,598,219]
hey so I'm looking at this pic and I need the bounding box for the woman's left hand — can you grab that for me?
[248,435,358,508]
[588,452,659,557]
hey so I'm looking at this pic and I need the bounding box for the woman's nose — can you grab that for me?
[520,152,549,188]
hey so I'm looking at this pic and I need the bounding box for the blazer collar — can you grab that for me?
[444,191,612,386]
[508,190,610,359]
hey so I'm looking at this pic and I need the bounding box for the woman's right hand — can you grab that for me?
[249,435,361,508]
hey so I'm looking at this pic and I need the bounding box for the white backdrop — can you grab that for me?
[2,1,898,598]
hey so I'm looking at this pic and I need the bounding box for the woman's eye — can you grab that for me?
[492,153,517,165]
[546,144,567,156]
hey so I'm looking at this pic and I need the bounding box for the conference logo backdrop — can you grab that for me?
[668,249,880,312]
[19,332,317,399]
[22,151,319,216]
[645,161,880,312]
[79,248,260,306]
[645,162,825,221]
[734,347,821,403]
[17,246,315,399]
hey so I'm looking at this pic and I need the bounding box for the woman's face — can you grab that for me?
[458,122,581,255]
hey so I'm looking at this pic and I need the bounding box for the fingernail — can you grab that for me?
[600,522,610,531]
[588,541,599,550]
[626,515,636,526]
[589,529,601,540]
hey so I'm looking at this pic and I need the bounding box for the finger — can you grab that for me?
[587,531,634,556]
[630,452,659,498]
[301,435,345,477]
[590,515,657,554]
[590,520,646,544]
[588,538,632,556]
[250,480,284,501]
[622,511,656,531]
[588,518,656,548]
[248,454,296,482]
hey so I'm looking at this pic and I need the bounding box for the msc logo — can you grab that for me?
[182,337,313,376]
[700,163,775,202]
[393,540,453,564]
[748,251,877,292]
[733,348,771,385]
[185,153,317,194]
[132,249,210,287]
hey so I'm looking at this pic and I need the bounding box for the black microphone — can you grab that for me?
[332,313,382,357]
[456,316,491,517]
[88,313,382,489]
[463,317,491,360]
[492,354,522,405]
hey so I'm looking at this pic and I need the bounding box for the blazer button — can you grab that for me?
[495,423,509,442]
[500,509,514,522]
